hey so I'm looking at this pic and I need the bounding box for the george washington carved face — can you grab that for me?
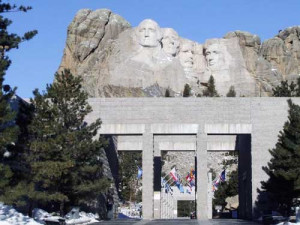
[136,19,162,47]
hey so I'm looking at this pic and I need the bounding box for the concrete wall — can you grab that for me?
[86,97,300,219]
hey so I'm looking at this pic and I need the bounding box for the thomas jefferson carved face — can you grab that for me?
[162,28,180,57]
[205,44,222,69]
[179,41,194,69]
[136,19,162,47]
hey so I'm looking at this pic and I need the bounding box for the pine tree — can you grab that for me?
[203,75,219,97]
[261,99,300,216]
[271,78,300,97]
[183,84,191,97]
[295,77,300,97]
[213,151,238,210]
[0,100,35,212]
[272,77,300,97]
[27,70,110,216]
[213,170,238,209]
[226,86,236,97]
[118,152,142,202]
[0,1,37,205]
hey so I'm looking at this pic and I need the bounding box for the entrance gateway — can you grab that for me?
[85,98,300,220]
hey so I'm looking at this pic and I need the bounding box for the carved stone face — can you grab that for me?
[205,44,221,69]
[136,19,162,47]
[162,28,179,57]
[179,41,194,69]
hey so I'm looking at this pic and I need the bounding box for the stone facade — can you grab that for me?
[83,97,300,220]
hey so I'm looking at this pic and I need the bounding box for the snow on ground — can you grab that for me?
[1,203,100,225]
[119,202,142,219]
[32,208,50,224]
[0,203,42,225]
[278,223,300,225]
[78,212,100,223]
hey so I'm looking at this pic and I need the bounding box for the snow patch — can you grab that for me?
[0,203,42,225]
[1,203,99,225]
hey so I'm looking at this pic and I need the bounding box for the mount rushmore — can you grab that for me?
[58,9,300,97]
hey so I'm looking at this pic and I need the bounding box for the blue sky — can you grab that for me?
[5,0,300,98]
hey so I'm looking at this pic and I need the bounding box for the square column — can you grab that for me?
[196,131,208,220]
[142,130,154,219]
[153,142,161,219]
[208,172,213,219]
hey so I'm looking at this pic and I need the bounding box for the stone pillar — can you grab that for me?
[142,129,154,219]
[168,194,171,218]
[196,131,208,220]
[161,192,164,219]
[208,172,213,219]
[153,143,161,219]
[173,198,178,218]
[154,191,161,219]
[166,194,169,218]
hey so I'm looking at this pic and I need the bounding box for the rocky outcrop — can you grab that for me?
[58,9,300,97]
[263,27,300,81]
[224,27,300,95]
[224,31,261,74]
[59,9,131,96]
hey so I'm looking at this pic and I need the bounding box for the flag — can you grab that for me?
[186,169,195,187]
[168,184,173,195]
[186,173,192,183]
[190,169,195,179]
[165,183,173,194]
[212,180,219,192]
[169,167,178,182]
[179,184,184,193]
[212,184,217,192]
[212,170,226,192]
[219,170,226,182]
[212,177,220,192]
[190,178,195,187]
[186,189,191,194]
[137,166,143,179]
[165,183,169,193]
[173,179,184,193]
[213,177,220,186]
[161,177,167,188]
[186,184,192,194]
[161,177,173,195]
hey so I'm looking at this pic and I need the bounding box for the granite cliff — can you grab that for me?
[59,9,300,97]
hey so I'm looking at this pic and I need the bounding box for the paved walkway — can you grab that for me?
[90,219,260,225]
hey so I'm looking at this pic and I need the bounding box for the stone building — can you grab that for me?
[83,97,300,220]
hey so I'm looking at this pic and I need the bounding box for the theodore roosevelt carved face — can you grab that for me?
[136,19,162,47]
[162,28,180,57]
[178,40,194,69]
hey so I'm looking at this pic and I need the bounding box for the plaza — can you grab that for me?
[90,219,259,225]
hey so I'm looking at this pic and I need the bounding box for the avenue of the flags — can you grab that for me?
[160,167,196,194]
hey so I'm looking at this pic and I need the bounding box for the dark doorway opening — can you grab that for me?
[178,200,195,218]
